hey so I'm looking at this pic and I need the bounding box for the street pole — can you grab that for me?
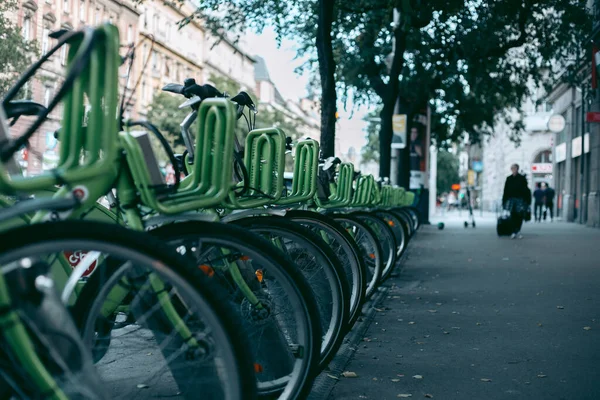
[429,144,437,218]
[580,84,585,224]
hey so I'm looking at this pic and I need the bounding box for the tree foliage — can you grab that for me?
[207,73,303,142]
[436,149,460,195]
[145,91,188,152]
[172,0,590,181]
[0,0,38,97]
[360,108,381,164]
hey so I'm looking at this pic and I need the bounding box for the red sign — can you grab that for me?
[451,184,461,191]
[531,163,553,173]
[586,112,600,123]
[63,251,97,277]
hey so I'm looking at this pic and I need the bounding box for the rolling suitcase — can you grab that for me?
[496,210,513,236]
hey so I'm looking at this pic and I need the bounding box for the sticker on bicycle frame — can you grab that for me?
[72,185,89,201]
[63,250,97,277]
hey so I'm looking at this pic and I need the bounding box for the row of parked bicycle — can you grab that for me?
[0,24,420,400]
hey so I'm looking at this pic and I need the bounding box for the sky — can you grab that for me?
[244,28,373,156]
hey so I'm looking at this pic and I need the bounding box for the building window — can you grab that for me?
[164,57,170,77]
[63,0,70,13]
[165,21,171,41]
[533,150,552,164]
[141,79,147,103]
[61,45,67,66]
[153,14,159,32]
[95,8,101,25]
[41,28,50,54]
[19,82,33,100]
[575,106,582,137]
[79,0,85,20]
[22,16,31,41]
[151,51,158,70]
[127,24,133,43]
[44,86,52,107]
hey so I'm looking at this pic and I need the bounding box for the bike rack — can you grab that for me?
[122,98,237,214]
[315,162,355,209]
[276,138,319,206]
[0,24,120,194]
[223,127,286,209]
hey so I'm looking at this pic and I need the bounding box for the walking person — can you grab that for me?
[502,164,531,239]
[533,182,545,222]
[542,182,555,222]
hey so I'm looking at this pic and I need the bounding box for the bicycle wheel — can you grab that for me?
[387,209,413,243]
[330,215,383,299]
[395,207,419,233]
[0,256,105,400]
[231,216,349,371]
[149,221,321,399]
[373,210,407,260]
[351,212,398,283]
[397,208,416,237]
[0,221,257,400]
[284,210,367,328]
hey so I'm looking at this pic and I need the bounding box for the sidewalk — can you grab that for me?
[324,219,600,399]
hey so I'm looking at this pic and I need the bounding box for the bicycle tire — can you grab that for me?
[0,221,259,400]
[330,215,383,299]
[351,212,398,283]
[148,221,321,400]
[387,209,412,243]
[393,208,416,237]
[230,216,350,371]
[373,210,407,260]
[0,252,105,400]
[284,210,367,328]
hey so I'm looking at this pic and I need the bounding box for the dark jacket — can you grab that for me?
[533,188,545,204]
[544,187,555,204]
[502,174,531,205]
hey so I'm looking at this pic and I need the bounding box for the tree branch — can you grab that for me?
[356,27,387,99]
[486,0,534,58]
[387,24,407,103]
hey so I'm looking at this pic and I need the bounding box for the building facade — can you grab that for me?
[6,0,320,175]
[253,55,320,141]
[546,0,599,226]
[135,1,204,115]
[8,0,140,174]
[481,103,554,212]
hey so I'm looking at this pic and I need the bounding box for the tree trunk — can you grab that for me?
[316,0,337,158]
[396,112,413,188]
[378,100,395,179]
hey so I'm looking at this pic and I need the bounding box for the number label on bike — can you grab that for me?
[63,250,97,277]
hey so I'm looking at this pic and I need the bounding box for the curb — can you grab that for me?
[308,247,412,400]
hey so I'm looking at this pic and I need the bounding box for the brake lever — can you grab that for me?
[178,96,202,109]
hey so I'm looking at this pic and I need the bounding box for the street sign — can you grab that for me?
[531,163,553,173]
[472,160,483,172]
[391,114,407,149]
[451,183,461,191]
[467,170,475,186]
[547,115,566,132]
[586,112,600,123]
[555,142,567,163]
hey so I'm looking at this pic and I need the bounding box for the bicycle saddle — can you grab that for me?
[230,91,255,111]
[162,78,223,100]
[322,157,341,171]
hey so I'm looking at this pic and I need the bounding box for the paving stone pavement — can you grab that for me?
[326,218,600,400]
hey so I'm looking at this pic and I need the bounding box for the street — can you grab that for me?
[325,214,600,400]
